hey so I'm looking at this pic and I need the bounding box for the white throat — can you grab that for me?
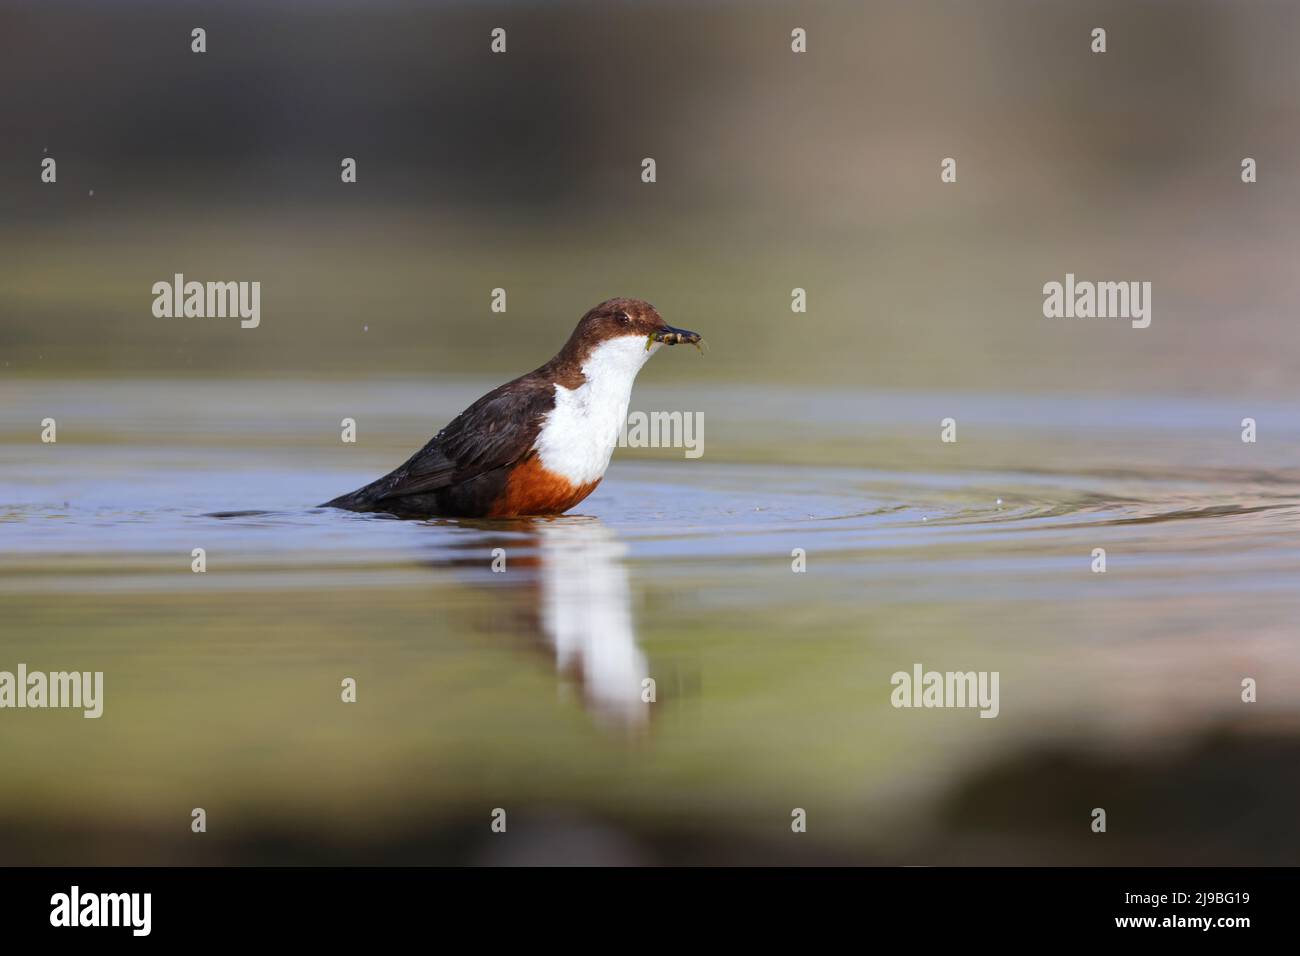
[533,335,660,486]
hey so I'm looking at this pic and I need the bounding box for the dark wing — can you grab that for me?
[370,376,554,502]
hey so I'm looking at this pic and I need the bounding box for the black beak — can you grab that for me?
[651,324,702,346]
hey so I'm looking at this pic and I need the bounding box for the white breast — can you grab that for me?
[533,335,660,486]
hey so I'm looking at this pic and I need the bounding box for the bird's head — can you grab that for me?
[561,298,701,369]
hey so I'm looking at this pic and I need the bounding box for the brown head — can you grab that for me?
[556,297,701,368]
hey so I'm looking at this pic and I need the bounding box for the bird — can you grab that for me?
[321,297,701,518]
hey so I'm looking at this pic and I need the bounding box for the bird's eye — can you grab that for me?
[618,312,631,325]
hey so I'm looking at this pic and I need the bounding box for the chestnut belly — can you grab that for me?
[487,455,601,517]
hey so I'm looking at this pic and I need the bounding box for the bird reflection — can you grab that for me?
[425,516,651,729]
[536,520,649,727]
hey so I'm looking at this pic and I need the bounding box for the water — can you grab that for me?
[2,379,1299,864]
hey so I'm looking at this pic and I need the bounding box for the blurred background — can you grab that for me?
[3,0,1300,390]
[3,0,1300,866]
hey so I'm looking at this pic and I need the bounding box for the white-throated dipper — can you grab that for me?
[322,298,701,518]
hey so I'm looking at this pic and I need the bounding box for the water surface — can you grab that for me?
[2,379,1298,864]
